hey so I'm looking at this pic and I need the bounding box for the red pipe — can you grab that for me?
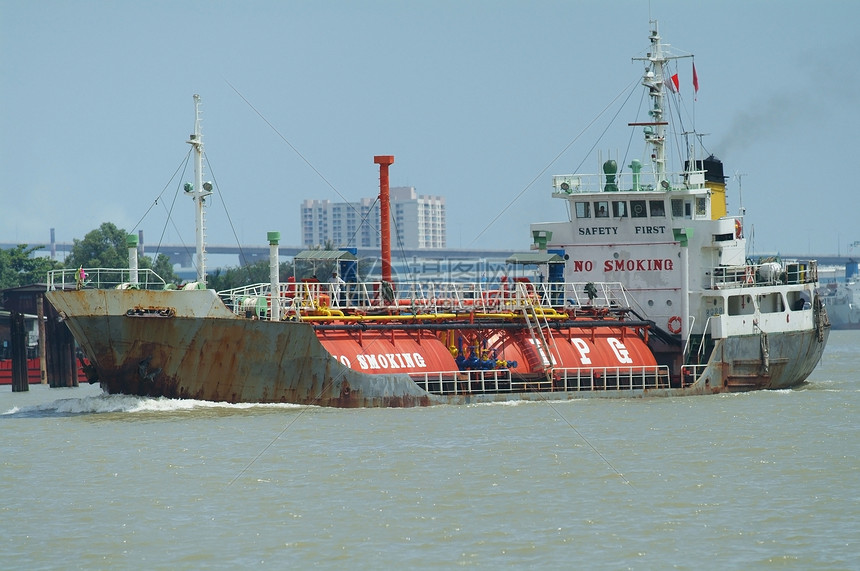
[374,155,395,284]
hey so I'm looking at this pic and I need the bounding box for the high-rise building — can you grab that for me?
[300,198,379,248]
[300,187,446,249]
[390,186,446,249]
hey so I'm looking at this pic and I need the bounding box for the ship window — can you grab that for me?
[630,200,647,218]
[757,293,785,313]
[685,202,692,217]
[696,197,707,216]
[672,199,684,217]
[787,291,810,311]
[714,233,734,242]
[594,201,609,217]
[727,294,755,316]
[612,201,627,217]
[575,202,591,218]
[649,200,665,217]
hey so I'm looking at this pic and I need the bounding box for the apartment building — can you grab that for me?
[300,187,446,249]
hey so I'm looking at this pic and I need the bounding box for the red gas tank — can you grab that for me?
[483,326,655,375]
[559,326,657,369]
[316,328,457,375]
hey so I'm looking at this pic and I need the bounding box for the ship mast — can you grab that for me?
[186,94,212,285]
[633,21,693,185]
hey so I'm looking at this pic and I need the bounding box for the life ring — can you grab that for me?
[735,219,742,239]
[667,315,682,334]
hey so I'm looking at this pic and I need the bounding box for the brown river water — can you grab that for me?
[2,330,858,569]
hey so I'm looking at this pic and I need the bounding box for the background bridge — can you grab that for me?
[1,241,855,275]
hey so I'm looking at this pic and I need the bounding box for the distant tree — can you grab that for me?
[0,245,63,289]
[64,222,180,284]
[208,261,267,291]
[65,222,128,268]
[207,261,294,292]
[294,263,338,281]
[279,261,295,282]
[144,253,180,285]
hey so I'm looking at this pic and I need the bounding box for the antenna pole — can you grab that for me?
[633,21,695,184]
[187,94,212,285]
[643,22,667,182]
[735,172,747,217]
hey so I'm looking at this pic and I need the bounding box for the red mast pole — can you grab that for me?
[374,155,395,284]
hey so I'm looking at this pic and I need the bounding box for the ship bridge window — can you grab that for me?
[649,200,666,217]
[787,291,810,310]
[612,201,627,217]
[630,200,647,218]
[757,292,785,313]
[575,202,591,218]
[594,201,609,217]
[714,233,734,242]
[672,199,684,217]
[727,294,755,316]
[696,197,707,216]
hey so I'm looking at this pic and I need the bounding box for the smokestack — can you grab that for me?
[374,155,395,284]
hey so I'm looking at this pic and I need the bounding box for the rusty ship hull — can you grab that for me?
[45,287,828,407]
[688,326,828,392]
[43,23,832,407]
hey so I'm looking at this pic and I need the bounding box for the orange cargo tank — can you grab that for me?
[481,326,656,375]
[316,328,458,375]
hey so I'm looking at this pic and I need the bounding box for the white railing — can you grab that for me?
[217,280,632,320]
[47,268,168,291]
[709,260,818,289]
[552,365,671,391]
[551,169,708,195]
[410,369,513,395]
[408,364,671,396]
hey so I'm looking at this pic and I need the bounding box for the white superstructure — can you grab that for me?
[531,21,823,371]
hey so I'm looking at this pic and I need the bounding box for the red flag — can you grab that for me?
[693,63,699,94]
[668,73,679,93]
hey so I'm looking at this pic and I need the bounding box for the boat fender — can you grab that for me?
[668,315,682,334]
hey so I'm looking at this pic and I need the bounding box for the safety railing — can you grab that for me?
[710,260,819,290]
[47,268,167,291]
[410,369,514,395]
[217,280,633,320]
[409,364,671,396]
[552,365,671,391]
[550,169,708,195]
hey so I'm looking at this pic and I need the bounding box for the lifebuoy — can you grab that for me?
[735,218,743,239]
[668,315,682,334]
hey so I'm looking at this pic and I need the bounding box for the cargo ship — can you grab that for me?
[45,22,829,407]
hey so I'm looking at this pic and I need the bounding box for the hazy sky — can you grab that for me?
[2,0,858,259]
